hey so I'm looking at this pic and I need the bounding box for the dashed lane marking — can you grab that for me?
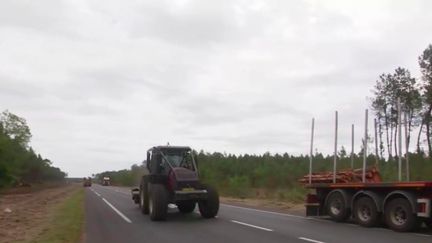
[230,220,273,232]
[89,189,101,197]
[298,237,326,243]
[102,198,132,223]
[222,204,306,219]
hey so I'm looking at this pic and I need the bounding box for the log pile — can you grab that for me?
[299,166,382,184]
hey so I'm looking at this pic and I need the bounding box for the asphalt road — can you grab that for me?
[85,184,431,243]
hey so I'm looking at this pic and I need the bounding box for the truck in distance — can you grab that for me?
[83,177,92,187]
[102,177,110,186]
[131,145,219,221]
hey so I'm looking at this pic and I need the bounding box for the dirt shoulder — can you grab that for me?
[0,183,82,243]
[220,197,305,216]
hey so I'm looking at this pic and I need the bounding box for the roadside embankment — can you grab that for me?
[0,183,84,243]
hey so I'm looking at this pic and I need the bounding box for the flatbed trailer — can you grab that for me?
[303,109,432,232]
[305,181,432,232]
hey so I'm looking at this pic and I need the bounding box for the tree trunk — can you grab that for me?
[394,122,398,157]
[385,110,392,159]
[378,114,384,158]
[427,122,431,156]
[389,122,393,160]
[417,117,424,153]
[426,105,432,157]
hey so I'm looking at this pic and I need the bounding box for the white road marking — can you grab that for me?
[90,189,101,197]
[230,220,273,232]
[221,204,329,223]
[298,237,325,243]
[102,198,132,223]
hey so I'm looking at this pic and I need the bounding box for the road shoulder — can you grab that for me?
[0,183,84,242]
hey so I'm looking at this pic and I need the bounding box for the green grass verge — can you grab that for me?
[31,188,85,243]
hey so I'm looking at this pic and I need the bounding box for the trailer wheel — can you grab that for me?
[199,185,219,218]
[385,198,418,232]
[425,219,432,229]
[149,184,168,221]
[140,185,149,215]
[326,191,350,222]
[177,201,196,213]
[354,197,379,227]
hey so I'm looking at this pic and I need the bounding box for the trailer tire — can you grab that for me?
[199,186,219,218]
[326,191,350,222]
[177,201,196,213]
[425,219,432,229]
[149,184,168,221]
[385,198,418,232]
[354,197,379,227]
[140,184,149,215]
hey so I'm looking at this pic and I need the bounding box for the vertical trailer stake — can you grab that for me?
[351,124,354,169]
[333,111,338,183]
[374,118,379,165]
[398,98,402,181]
[404,112,409,181]
[363,109,368,183]
[309,118,315,184]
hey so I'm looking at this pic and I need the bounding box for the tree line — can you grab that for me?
[0,110,66,188]
[371,44,432,158]
[94,150,432,202]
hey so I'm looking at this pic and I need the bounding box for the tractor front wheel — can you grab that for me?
[198,186,219,218]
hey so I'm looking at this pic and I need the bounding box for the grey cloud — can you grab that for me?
[123,1,266,46]
[1,0,432,176]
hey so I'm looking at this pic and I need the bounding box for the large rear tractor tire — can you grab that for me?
[354,197,379,227]
[326,191,350,222]
[177,201,196,213]
[198,186,219,218]
[149,184,168,221]
[384,198,419,232]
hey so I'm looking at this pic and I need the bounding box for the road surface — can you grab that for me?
[85,184,431,243]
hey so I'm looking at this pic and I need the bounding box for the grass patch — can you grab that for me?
[31,188,84,243]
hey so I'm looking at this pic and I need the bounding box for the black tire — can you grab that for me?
[425,219,432,229]
[139,184,149,215]
[384,198,418,232]
[149,184,168,221]
[354,197,379,227]
[326,191,350,222]
[198,185,219,218]
[177,201,196,213]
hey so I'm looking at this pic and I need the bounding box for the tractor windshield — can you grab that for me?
[161,149,196,171]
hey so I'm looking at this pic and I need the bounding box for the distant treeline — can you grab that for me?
[95,151,432,203]
[95,164,146,187]
[0,110,66,188]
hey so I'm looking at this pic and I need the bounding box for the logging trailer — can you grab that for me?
[302,109,432,232]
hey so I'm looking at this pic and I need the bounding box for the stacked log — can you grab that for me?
[298,166,382,184]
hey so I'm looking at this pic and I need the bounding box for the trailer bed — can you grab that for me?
[306,181,432,189]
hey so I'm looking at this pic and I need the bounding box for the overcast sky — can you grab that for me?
[1,0,432,177]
